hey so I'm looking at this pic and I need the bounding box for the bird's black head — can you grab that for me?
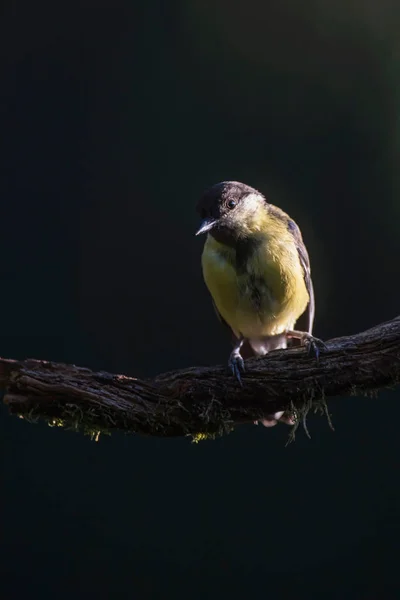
[196,181,266,243]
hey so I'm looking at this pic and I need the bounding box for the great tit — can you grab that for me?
[196,181,323,426]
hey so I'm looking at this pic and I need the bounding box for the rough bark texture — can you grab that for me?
[2,316,400,439]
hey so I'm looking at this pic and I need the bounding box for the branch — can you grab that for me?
[2,316,400,440]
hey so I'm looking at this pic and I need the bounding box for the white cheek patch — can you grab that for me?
[242,193,262,210]
[237,193,262,219]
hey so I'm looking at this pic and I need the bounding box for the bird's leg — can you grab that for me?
[286,329,327,361]
[228,336,245,385]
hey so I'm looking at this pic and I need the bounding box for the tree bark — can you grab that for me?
[2,316,400,440]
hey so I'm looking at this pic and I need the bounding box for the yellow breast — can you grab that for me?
[201,232,309,339]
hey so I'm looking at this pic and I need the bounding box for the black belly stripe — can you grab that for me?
[211,231,274,315]
[235,237,272,314]
[235,236,262,273]
[248,274,265,311]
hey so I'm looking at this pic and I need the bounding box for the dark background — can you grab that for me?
[1,1,400,598]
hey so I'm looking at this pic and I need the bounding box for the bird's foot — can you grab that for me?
[286,330,327,362]
[302,334,326,361]
[228,350,245,385]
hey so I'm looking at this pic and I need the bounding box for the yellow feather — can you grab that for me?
[201,211,309,339]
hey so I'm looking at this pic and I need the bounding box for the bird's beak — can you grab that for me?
[195,218,217,236]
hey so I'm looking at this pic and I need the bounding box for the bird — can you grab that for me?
[196,180,324,427]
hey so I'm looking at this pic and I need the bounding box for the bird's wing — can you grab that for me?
[287,219,315,335]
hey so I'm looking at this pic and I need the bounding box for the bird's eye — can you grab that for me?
[227,200,236,209]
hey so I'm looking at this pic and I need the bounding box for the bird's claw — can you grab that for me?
[302,334,326,362]
[228,352,245,385]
